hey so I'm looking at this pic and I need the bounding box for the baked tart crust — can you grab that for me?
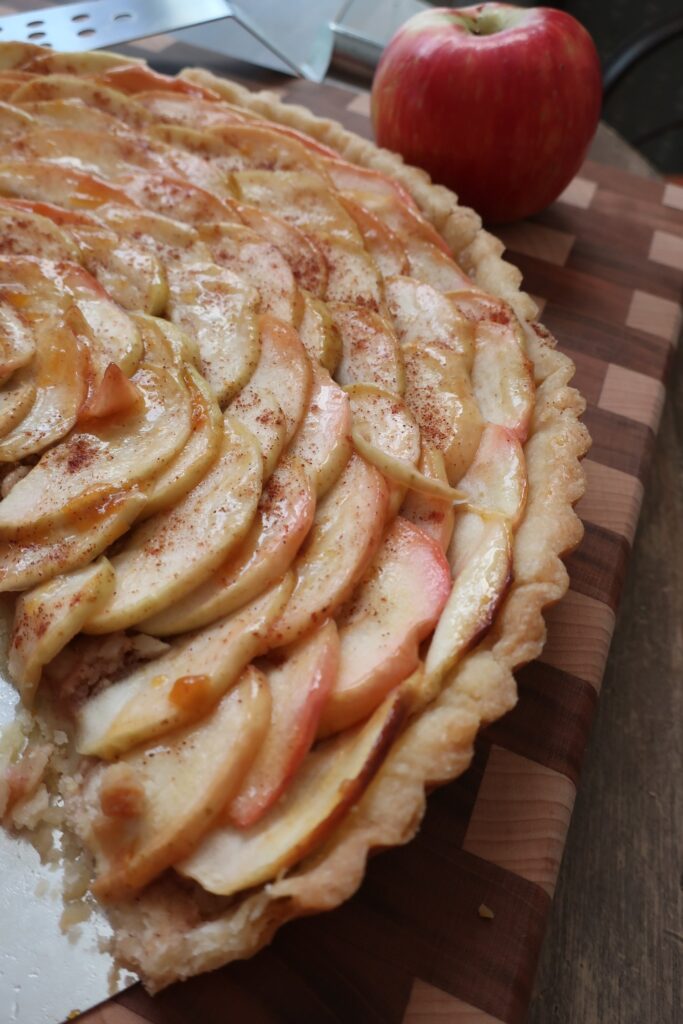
[0,44,589,991]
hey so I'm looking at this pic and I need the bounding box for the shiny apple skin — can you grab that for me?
[371,4,602,224]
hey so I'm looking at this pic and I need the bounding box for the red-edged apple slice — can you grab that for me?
[141,365,223,519]
[77,573,294,759]
[385,275,475,367]
[131,89,244,129]
[0,367,36,440]
[0,158,137,211]
[198,221,299,323]
[424,516,512,684]
[116,169,240,227]
[234,170,360,245]
[229,620,339,827]
[96,63,216,98]
[78,363,142,422]
[328,303,405,395]
[231,314,310,443]
[166,258,259,406]
[0,301,35,384]
[21,97,140,138]
[457,424,527,525]
[133,312,199,373]
[447,288,513,325]
[319,517,451,736]
[178,688,406,897]
[20,50,143,76]
[0,101,34,135]
[153,122,326,177]
[402,343,483,485]
[0,201,81,262]
[141,455,315,637]
[0,488,148,593]
[298,292,341,373]
[85,666,272,903]
[0,320,88,462]
[8,556,114,706]
[289,362,352,497]
[269,454,388,648]
[84,415,262,634]
[237,204,328,299]
[472,320,535,442]
[337,195,408,279]
[401,448,456,552]
[0,365,191,537]
[322,157,421,212]
[230,385,287,481]
[315,233,382,310]
[8,72,147,118]
[14,126,164,178]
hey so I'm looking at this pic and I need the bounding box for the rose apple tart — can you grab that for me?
[0,42,589,992]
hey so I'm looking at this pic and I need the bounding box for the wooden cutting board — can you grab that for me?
[13,32,675,1024]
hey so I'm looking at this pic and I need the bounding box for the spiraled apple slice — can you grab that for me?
[346,382,420,462]
[338,195,408,279]
[229,620,339,827]
[289,362,351,496]
[0,320,88,462]
[0,489,147,592]
[403,343,483,485]
[153,122,326,177]
[230,386,287,481]
[319,518,451,736]
[14,126,164,178]
[178,688,406,897]
[472,320,535,442]
[141,366,223,519]
[322,157,421,211]
[20,97,140,138]
[238,315,310,441]
[166,259,259,406]
[457,424,527,525]
[237,204,328,298]
[133,312,199,373]
[86,667,271,903]
[8,557,114,706]
[385,275,475,367]
[298,292,341,373]
[0,201,81,262]
[116,170,239,227]
[0,365,191,536]
[142,455,315,637]
[0,158,136,211]
[269,454,388,648]
[78,363,142,422]
[0,367,35,439]
[402,449,456,552]
[316,234,382,310]
[424,517,512,684]
[329,304,405,395]
[234,170,360,245]
[0,101,34,135]
[77,574,294,759]
[198,221,299,323]
[84,416,262,634]
[19,51,143,76]
[8,71,147,115]
[0,301,35,384]
[132,89,243,129]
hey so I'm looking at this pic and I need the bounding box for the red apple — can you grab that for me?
[371,4,602,223]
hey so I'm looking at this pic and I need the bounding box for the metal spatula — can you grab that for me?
[0,0,335,80]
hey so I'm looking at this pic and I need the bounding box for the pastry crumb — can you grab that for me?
[478,903,495,920]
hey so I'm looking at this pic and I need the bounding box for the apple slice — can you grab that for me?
[78,363,142,423]
[14,126,164,178]
[0,101,34,135]
[269,454,388,648]
[401,448,456,552]
[166,258,260,406]
[20,51,143,76]
[229,620,339,827]
[237,203,328,298]
[0,488,148,593]
[315,233,382,310]
[402,343,483,485]
[424,516,512,684]
[96,63,216,98]
[178,687,406,897]
[198,221,299,324]
[0,320,88,462]
[289,362,352,496]
[232,314,310,443]
[318,518,451,736]
[132,312,199,373]
[298,292,341,373]
[471,320,535,442]
[234,170,360,246]
[77,573,294,759]
[0,364,191,537]
[0,158,136,211]
[20,97,140,138]
[131,89,244,129]
[141,365,223,519]
[0,201,81,262]
[9,73,149,122]
[385,275,475,367]
[0,300,35,384]
[8,557,115,706]
[337,195,408,279]
[230,385,287,481]
[83,415,262,634]
[446,289,510,325]
[323,157,421,212]
[86,666,272,903]
[328,303,405,395]
[141,455,315,637]
[457,424,527,525]
[116,169,239,227]
[0,367,36,439]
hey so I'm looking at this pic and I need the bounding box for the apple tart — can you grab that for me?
[0,42,589,991]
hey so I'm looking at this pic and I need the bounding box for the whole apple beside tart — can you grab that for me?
[0,41,589,991]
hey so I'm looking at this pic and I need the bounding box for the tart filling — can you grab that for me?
[0,42,589,991]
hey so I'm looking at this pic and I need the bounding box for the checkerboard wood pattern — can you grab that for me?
[0,17,676,1024]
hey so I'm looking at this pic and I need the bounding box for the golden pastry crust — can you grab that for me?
[0,47,589,990]
[99,71,588,990]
